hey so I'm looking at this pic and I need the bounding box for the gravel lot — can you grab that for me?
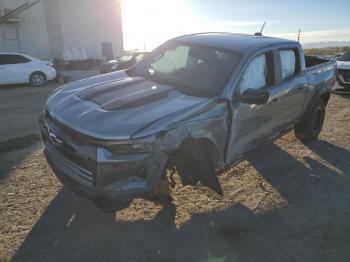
[0,83,349,262]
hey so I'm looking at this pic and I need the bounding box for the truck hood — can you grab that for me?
[336,61,350,70]
[46,71,210,140]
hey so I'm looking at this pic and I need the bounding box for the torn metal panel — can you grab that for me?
[153,100,230,167]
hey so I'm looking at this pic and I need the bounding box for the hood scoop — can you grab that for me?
[103,88,171,110]
[79,77,145,101]
[79,77,173,111]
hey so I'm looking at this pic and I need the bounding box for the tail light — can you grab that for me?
[47,63,54,68]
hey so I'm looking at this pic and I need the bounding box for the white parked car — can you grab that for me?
[0,53,57,87]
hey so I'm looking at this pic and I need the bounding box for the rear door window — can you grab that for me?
[279,49,300,80]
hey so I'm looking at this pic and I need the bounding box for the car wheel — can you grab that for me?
[30,72,47,87]
[294,99,325,144]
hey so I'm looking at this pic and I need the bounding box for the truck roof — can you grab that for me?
[175,32,299,53]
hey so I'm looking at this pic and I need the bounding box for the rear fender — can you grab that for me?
[302,86,331,120]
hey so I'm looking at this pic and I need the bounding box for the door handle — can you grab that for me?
[269,98,279,105]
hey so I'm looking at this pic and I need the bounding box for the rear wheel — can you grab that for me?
[294,99,325,143]
[30,72,47,87]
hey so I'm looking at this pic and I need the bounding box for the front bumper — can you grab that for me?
[46,69,57,81]
[44,148,150,208]
[39,114,168,207]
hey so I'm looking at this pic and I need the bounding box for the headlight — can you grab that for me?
[104,136,155,154]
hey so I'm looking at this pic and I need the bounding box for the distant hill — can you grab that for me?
[304,46,349,56]
[303,41,350,49]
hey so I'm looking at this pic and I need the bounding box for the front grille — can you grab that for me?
[47,143,94,186]
[43,112,96,185]
[55,142,96,174]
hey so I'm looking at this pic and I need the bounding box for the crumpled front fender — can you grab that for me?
[147,99,230,193]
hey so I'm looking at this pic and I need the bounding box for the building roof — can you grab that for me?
[0,52,26,55]
[175,32,298,53]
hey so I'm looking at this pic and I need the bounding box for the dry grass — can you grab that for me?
[1,92,350,261]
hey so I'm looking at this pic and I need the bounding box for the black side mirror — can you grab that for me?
[239,88,269,105]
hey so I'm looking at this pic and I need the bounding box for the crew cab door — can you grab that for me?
[226,50,279,163]
[273,47,308,125]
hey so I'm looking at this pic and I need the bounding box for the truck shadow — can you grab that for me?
[12,140,350,262]
[0,140,41,181]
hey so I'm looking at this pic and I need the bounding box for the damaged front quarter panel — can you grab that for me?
[138,98,231,194]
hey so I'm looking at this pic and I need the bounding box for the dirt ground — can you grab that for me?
[0,84,350,262]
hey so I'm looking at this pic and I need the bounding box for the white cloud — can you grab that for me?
[209,21,266,27]
[269,29,350,43]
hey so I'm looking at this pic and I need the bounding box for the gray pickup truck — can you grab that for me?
[40,33,336,207]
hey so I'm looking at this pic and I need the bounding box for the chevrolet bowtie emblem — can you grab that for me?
[48,131,63,146]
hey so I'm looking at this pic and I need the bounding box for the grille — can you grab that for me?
[55,142,96,174]
[43,111,96,185]
[47,143,94,186]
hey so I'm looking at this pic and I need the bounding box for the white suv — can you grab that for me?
[0,53,57,87]
[336,50,350,89]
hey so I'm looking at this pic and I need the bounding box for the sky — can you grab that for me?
[121,0,350,51]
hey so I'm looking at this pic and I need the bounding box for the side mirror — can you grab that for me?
[239,88,269,105]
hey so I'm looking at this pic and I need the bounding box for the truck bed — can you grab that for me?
[305,55,331,68]
[304,55,336,95]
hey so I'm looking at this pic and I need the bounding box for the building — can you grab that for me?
[0,0,123,60]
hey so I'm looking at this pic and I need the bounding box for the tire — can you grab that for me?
[294,99,325,144]
[151,166,172,204]
[30,72,47,87]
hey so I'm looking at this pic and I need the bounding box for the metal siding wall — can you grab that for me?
[17,1,51,58]
[0,0,123,59]
[0,0,50,58]
[58,0,123,59]
[43,0,64,59]
[0,24,20,52]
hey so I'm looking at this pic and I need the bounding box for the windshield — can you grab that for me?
[339,50,350,61]
[131,41,240,97]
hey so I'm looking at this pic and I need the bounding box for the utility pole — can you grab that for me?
[297,29,301,42]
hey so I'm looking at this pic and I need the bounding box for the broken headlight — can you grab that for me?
[104,136,155,154]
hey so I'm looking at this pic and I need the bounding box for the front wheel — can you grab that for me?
[294,99,325,144]
[30,72,47,87]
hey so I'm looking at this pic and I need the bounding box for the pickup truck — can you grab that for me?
[40,33,336,208]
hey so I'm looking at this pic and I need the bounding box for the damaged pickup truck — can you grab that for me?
[40,33,336,207]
